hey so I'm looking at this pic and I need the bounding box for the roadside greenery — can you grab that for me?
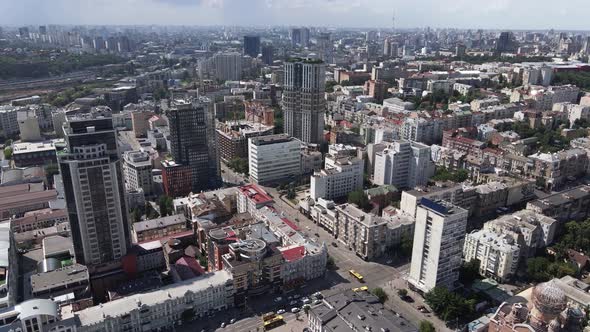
[371,287,388,303]
[424,287,475,323]
[526,256,577,282]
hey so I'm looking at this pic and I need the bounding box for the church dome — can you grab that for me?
[532,280,567,316]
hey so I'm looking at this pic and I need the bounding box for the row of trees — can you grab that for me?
[226,157,249,176]
[0,53,126,79]
[554,71,590,91]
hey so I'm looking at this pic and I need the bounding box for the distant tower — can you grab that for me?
[392,9,395,33]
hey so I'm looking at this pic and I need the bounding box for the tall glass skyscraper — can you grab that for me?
[168,98,220,192]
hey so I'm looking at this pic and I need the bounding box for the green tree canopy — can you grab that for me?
[348,190,372,211]
[371,287,388,303]
[424,287,474,322]
[419,320,436,332]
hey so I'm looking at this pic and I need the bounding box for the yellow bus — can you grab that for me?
[262,312,276,322]
[349,269,364,282]
[263,315,284,330]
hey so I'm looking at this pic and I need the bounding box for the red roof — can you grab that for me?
[238,184,273,205]
[281,246,305,263]
[176,256,206,275]
[281,218,300,231]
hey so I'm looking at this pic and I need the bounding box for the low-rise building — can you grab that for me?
[161,160,192,198]
[331,203,414,260]
[484,210,556,258]
[216,120,274,163]
[62,271,234,331]
[463,229,520,282]
[310,155,364,201]
[0,183,57,221]
[132,214,188,243]
[11,141,57,167]
[526,185,590,223]
[30,263,89,299]
[308,289,417,332]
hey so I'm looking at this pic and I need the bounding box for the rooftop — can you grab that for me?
[12,141,57,155]
[30,263,89,294]
[238,184,273,205]
[67,270,232,326]
[133,214,186,233]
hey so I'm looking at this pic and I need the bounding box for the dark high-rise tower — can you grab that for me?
[283,58,326,144]
[496,31,514,53]
[168,98,220,192]
[261,44,274,65]
[58,107,130,266]
[243,35,261,58]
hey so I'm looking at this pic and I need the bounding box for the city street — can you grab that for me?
[220,162,451,331]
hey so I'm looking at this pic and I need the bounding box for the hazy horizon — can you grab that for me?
[1,0,589,31]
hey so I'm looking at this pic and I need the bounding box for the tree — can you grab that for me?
[158,195,174,217]
[3,147,12,160]
[326,256,336,269]
[45,163,60,186]
[431,167,469,183]
[419,320,436,332]
[131,208,142,223]
[371,287,388,303]
[348,190,372,211]
[459,259,481,285]
[527,257,551,282]
[400,233,414,257]
[424,287,474,322]
[227,157,249,175]
[286,188,296,200]
[397,288,408,298]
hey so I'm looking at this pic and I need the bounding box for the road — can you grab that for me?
[218,162,452,331]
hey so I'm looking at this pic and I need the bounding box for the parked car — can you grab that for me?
[302,298,310,304]
[291,308,300,313]
[229,318,236,324]
[274,297,282,303]
[277,309,286,314]
[331,242,338,247]
[220,322,226,328]
[289,300,298,306]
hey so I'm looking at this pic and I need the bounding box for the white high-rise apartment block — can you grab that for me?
[374,140,435,189]
[409,199,468,293]
[248,134,301,185]
[123,150,154,197]
[463,229,520,282]
[310,154,363,200]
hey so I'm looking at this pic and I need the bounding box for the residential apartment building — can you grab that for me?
[123,150,154,197]
[526,185,590,223]
[58,109,130,266]
[374,140,435,189]
[463,229,520,282]
[328,203,414,260]
[132,214,187,243]
[408,199,468,293]
[216,120,274,163]
[0,106,18,138]
[248,134,301,185]
[310,155,364,200]
[527,148,588,191]
[283,58,326,144]
[60,271,234,331]
[484,209,556,258]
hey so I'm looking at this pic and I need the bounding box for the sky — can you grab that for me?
[1,0,588,30]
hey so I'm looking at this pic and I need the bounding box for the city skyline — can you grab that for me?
[1,0,590,30]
